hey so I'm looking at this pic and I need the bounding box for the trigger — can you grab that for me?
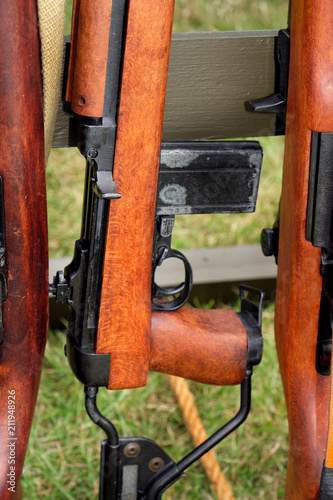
[156,246,169,266]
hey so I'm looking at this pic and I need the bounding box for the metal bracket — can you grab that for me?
[316,251,333,375]
[237,285,264,367]
[118,437,180,499]
[304,132,333,375]
[65,336,110,387]
[249,29,290,133]
[86,371,252,500]
[77,119,121,200]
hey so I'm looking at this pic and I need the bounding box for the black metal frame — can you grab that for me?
[85,372,252,500]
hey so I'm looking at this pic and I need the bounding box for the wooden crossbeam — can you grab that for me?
[52,30,278,148]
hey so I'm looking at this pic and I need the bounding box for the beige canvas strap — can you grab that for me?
[37,0,66,162]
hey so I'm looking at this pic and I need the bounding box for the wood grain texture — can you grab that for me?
[52,31,278,148]
[0,1,48,498]
[162,31,277,141]
[96,0,175,389]
[150,308,247,386]
[274,1,333,497]
[66,0,112,117]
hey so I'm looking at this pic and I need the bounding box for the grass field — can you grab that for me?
[22,1,290,498]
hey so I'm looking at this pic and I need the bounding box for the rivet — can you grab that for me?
[124,443,141,458]
[148,457,165,472]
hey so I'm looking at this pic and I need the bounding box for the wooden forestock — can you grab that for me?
[0,1,48,498]
[274,1,333,498]
[150,308,247,386]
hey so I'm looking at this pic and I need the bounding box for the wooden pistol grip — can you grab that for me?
[66,0,112,117]
[275,1,333,498]
[150,308,248,386]
[0,1,48,498]
[96,0,175,390]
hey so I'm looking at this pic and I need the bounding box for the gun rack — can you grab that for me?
[53,30,280,149]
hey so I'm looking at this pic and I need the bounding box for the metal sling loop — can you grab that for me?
[145,369,252,499]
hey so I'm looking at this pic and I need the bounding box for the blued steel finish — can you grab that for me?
[85,387,121,499]
[152,215,193,311]
[145,372,252,500]
[72,0,128,199]
[65,336,110,386]
[152,141,263,310]
[118,437,179,498]
[306,133,333,250]
[319,466,333,500]
[237,285,264,367]
[157,141,263,216]
[85,386,119,445]
[305,133,333,376]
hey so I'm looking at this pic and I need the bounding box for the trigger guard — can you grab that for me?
[152,249,193,311]
[154,281,186,298]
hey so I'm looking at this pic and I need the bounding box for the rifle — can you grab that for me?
[0,1,49,498]
[48,0,266,497]
[270,0,333,498]
[250,0,333,497]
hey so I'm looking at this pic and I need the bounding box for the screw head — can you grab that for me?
[148,457,165,472]
[87,148,98,159]
[124,443,141,458]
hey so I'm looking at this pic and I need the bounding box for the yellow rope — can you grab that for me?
[167,375,235,500]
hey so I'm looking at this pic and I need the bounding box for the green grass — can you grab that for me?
[26,0,290,498]
[173,0,288,31]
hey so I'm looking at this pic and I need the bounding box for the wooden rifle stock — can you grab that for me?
[275,0,333,497]
[0,1,48,498]
[95,0,176,389]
